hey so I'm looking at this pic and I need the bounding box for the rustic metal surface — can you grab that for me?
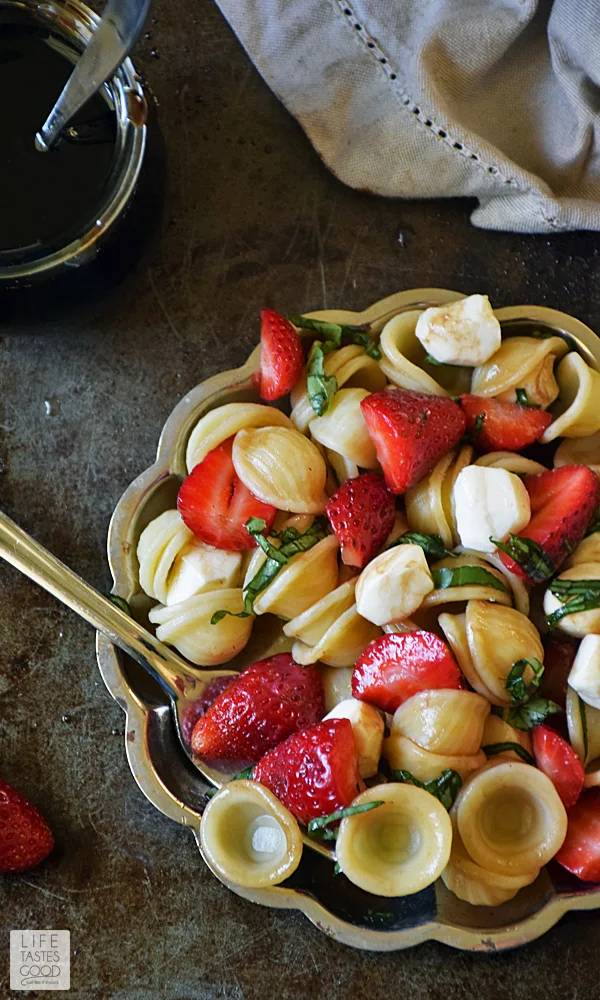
[2,0,600,995]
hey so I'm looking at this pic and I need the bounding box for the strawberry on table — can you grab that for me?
[532,724,584,809]
[496,465,599,584]
[326,472,396,568]
[191,654,324,761]
[253,718,362,825]
[459,394,552,453]
[0,779,54,873]
[177,436,277,551]
[555,788,600,882]
[256,308,304,401]
[360,389,466,494]
[352,631,463,713]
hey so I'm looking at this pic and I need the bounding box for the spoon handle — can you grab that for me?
[0,509,191,699]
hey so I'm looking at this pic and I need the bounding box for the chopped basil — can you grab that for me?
[585,505,600,538]
[210,608,252,625]
[546,577,600,629]
[107,594,131,616]
[231,766,254,781]
[424,354,446,367]
[389,768,462,810]
[505,657,544,705]
[494,698,562,732]
[333,862,342,875]
[580,694,589,761]
[515,388,540,408]
[473,412,485,436]
[431,565,510,595]
[390,531,455,561]
[288,313,381,360]
[307,800,384,840]
[306,340,338,416]
[492,533,556,583]
[482,742,535,765]
[205,787,217,799]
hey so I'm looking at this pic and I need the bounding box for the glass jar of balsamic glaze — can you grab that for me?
[0,0,165,331]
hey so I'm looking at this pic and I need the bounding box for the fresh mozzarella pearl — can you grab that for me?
[569,635,600,710]
[324,698,384,778]
[355,544,433,626]
[415,294,501,366]
[166,541,242,605]
[453,466,531,554]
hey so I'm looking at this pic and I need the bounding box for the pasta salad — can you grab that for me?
[136,295,600,902]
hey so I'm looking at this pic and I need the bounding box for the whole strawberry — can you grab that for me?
[191,654,324,761]
[254,718,362,825]
[326,472,396,568]
[0,779,54,873]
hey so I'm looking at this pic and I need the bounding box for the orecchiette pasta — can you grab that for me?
[474,451,547,476]
[405,447,473,549]
[442,823,539,907]
[454,547,530,616]
[566,685,600,767]
[555,429,600,478]
[290,344,386,433]
[390,689,490,756]
[284,578,381,667]
[481,714,533,762]
[309,388,379,468]
[543,562,600,636]
[383,732,486,783]
[438,611,499,704]
[471,335,568,403]
[421,555,514,612]
[379,310,470,396]
[541,353,600,443]
[335,783,453,896]
[325,698,384,778]
[244,534,339,620]
[325,448,359,486]
[318,665,354,713]
[564,532,600,569]
[232,425,328,513]
[148,588,253,665]
[186,402,292,472]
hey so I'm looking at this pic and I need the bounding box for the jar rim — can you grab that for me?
[0,0,147,278]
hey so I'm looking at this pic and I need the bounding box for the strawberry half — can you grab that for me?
[352,631,463,713]
[326,472,396,568]
[177,436,276,550]
[555,789,600,882]
[361,389,466,494]
[532,725,584,809]
[256,308,304,401]
[497,465,599,583]
[459,394,552,453]
[253,718,362,825]
[191,654,324,762]
[181,676,234,745]
[0,779,54,873]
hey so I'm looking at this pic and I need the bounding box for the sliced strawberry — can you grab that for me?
[555,789,600,882]
[540,633,579,711]
[532,724,584,809]
[177,436,276,550]
[352,631,463,713]
[191,654,323,761]
[256,308,304,401]
[459,394,552,453]
[361,389,466,494]
[181,676,234,745]
[326,472,396,568]
[497,465,599,583]
[0,779,54,873]
[253,718,362,825]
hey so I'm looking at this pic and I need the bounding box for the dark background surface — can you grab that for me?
[2,0,600,996]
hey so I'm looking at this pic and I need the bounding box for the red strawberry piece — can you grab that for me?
[0,779,54,873]
[352,631,463,713]
[256,308,304,401]
[177,436,276,551]
[555,789,600,882]
[191,654,324,761]
[253,718,362,825]
[326,472,396,569]
[498,465,599,583]
[540,634,579,711]
[532,724,584,809]
[459,394,552,453]
[360,389,466,494]
[181,676,235,745]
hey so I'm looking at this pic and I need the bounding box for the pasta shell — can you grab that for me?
[310,388,379,468]
[391,689,490,756]
[421,555,513,611]
[149,588,253,665]
[475,451,547,476]
[471,336,568,399]
[233,426,328,513]
[383,733,486,783]
[384,511,410,548]
[564,531,600,569]
[541,353,600,443]
[454,760,567,876]
[497,352,560,409]
[481,715,533,762]
[454,547,530,616]
[379,311,470,396]
[543,561,600,636]
[405,451,456,548]
[201,780,303,888]
[137,510,193,602]
[438,611,500,704]
[555,429,600,478]
[284,578,357,644]
[465,600,544,704]
[325,448,359,486]
[250,535,339,620]
[442,823,538,906]
[319,665,354,713]
[292,604,380,667]
[566,685,600,766]
[290,345,386,433]
[335,783,452,897]
[186,402,293,472]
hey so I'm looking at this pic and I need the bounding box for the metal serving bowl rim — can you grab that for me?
[96,288,600,952]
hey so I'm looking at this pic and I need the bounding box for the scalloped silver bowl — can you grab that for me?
[97,288,600,951]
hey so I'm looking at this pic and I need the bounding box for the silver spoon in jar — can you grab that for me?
[0,510,333,858]
[35,0,150,152]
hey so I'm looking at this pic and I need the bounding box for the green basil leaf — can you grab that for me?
[390,768,462,810]
[473,412,485,435]
[505,657,544,705]
[307,800,384,839]
[431,565,510,595]
[492,533,556,583]
[210,609,252,625]
[333,861,342,875]
[241,518,328,615]
[515,388,540,408]
[289,313,381,360]
[232,766,255,781]
[245,516,267,535]
[580,694,589,761]
[390,531,456,561]
[482,742,535,765]
[107,594,131,616]
[306,341,338,416]
[546,577,600,628]
[425,354,446,367]
[497,698,562,732]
